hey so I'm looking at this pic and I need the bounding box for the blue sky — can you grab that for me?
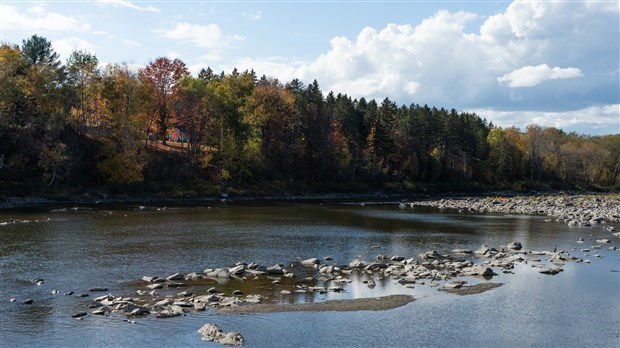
[1,0,619,135]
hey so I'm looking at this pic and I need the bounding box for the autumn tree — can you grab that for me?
[139,57,188,145]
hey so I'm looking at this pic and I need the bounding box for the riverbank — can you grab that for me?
[1,190,616,210]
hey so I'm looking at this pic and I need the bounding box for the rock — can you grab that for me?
[319,265,338,274]
[166,273,184,281]
[280,290,291,295]
[194,295,220,303]
[146,283,163,290]
[323,256,333,261]
[154,298,173,307]
[92,307,107,315]
[507,241,523,250]
[232,290,243,296]
[244,294,263,304]
[198,323,244,346]
[71,312,88,318]
[539,267,563,275]
[443,282,464,289]
[64,291,74,296]
[194,303,207,311]
[155,305,184,318]
[88,287,109,292]
[301,258,320,267]
[349,259,367,268]
[228,265,246,275]
[596,239,611,244]
[367,279,376,288]
[219,332,245,346]
[184,272,203,281]
[207,287,218,294]
[475,245,491,255]
[452,249,473,255]
[167,282,186,288]
[205,268,231,279]
[266,265,285,275]
[364,262,388,271]
[462,265,494,277]
[22,298,33,304]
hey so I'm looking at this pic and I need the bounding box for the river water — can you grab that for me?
[0,202,618,347]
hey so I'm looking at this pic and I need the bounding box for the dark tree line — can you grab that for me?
[1,36,618,197]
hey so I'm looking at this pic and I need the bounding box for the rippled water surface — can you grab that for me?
[1,203,618,347]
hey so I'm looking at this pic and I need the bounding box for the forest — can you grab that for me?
[1,35,619,199]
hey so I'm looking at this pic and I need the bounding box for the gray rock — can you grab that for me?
[539,267,563,275]
[301,258,320,267]
[166,273,184,281]
[266,265,285,275]
[88,287,109,292]
[198,323,244,346]
[205,268,231,279]
[228,265,245,275]
[507,241,523,250]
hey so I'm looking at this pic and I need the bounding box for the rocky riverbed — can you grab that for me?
[407,194,620,225]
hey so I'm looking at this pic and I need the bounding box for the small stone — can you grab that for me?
[280,290,291,295]
[72,312,88,318]
[22,298,33,304]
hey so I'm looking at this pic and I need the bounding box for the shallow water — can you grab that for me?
[0,203,618,347]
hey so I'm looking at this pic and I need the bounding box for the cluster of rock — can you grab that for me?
[408,195,620,225]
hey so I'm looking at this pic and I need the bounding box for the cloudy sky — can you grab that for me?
[1,0,618,135]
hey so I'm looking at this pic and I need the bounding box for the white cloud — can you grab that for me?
[405,81,421,95]
[243,9,262,21]
[121,39,141,47]
[0,5,90,32]
[154,22,244,49]
[52,37,96,61]
[497,64,583,88]
[96,0,159,13]
[230,1,617,134]
[471,104,620,136]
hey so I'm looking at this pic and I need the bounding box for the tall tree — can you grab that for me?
[139,57,188,145]
[66,50,100,134]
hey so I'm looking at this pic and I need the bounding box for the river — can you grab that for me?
[1,202,618,347]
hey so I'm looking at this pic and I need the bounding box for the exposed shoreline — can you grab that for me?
[217,295,415,314]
